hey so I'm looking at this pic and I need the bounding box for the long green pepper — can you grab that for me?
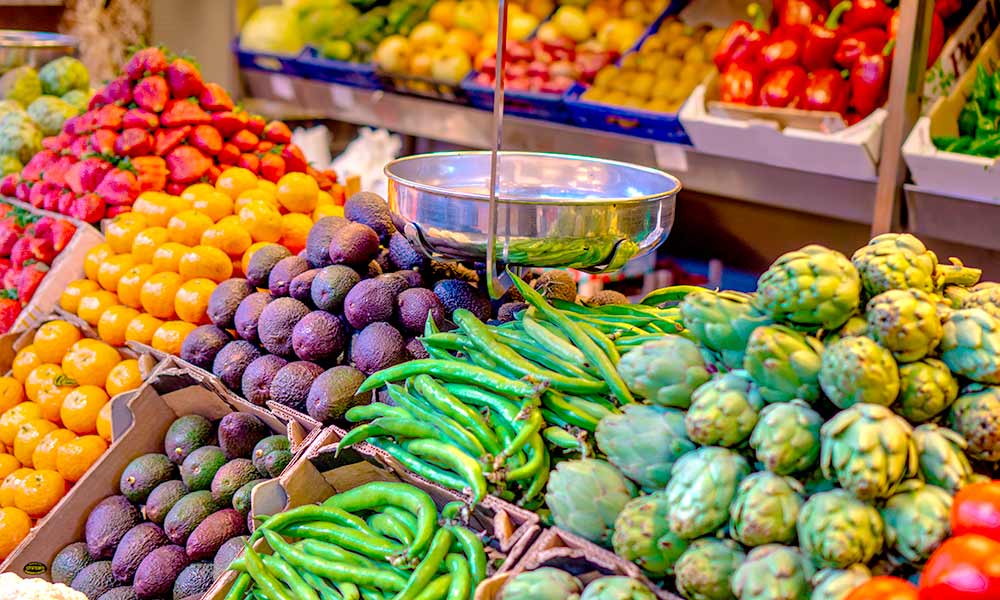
[323,482,438,560]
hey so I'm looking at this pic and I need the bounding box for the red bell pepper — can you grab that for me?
[803,1,853,70]
[951,481,1000,542]
[835,27,889,68]
[844,577,917,600]
[760,66,808,107]
[919,534,1000,600]
[887,8,944,66]
[713,3,768,69]
[760,30,805,71]
[935,0,962,19]
[776,0,827,34]
[849,39,893,117]
[719,62,764,105]
[801,68,851,113]
[842,0,893,31]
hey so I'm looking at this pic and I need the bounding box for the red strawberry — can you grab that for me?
[122,108,159,130]
[217,143,240,165]
[0,225,18,257]
[40,156,74,187]
[69,111,98,136]
[105,205,132,218]
[0,174,19,197]
[164,182,187,195]
[22,150,58,182]
[104,75,133,106]
[2,267,18,290]
[94,104,126,130]
[211,111,248,136]
[114,128,154,157]
[199,82,234,111]
[166,146,211,183]
[237,153,260,174]
[0,297,21,334]
[14,181,31,203]
[154,125,192,156]
[78,157,112,192]
[68,193,105,223]
[160,99,210,127]
[56,189,75,215]
[0,260,10,281]
[27,183,46,208]
[262,121,292,144]
[259,153,286,182]
[246,115,266,136]
[42,132,74,152]
[129,156,168,192]
[166,58,204,98]
[310,167,333,191]
[11,235,53,265]
[125,47,169,80]
[95,168,140,206]
[27,182,60,212]
[188,125,222,155]
[90,129,117,155]
[68,135,89,159]
[34,217,76,252]
[204,165,221,185]
[230,130,259,152]
[17,263,49,303]
[134,76,169,113]
[256,141,274,154]
[282,144,309,173]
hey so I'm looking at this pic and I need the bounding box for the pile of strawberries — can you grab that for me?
[0,47,334,223]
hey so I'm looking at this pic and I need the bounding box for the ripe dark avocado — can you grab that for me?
[85,495,142,559]
[497,301,528,323]
[351,322,406,375]
[210,459,260,506]
[245,243,292,288]
[343,277,397,330]
[217,412,269,460]
[212,340,263,391]
[180,325,231,371]
[213,535,247,580]
[306,365,367,424]
[406,337,429,359]
[232,478,266,515]
[163,414,213,465]
[328,222,380,266]
[289,268,320,304]
[257,297,311,357]
[185,508,247,560]
[133,545,190,599]
[111,522,169,583]
[207,278,255,329]
[240,354,287,406]
[344,191,396,243]
[292,310,347,363]
[233,292,273,344]
[433,279,491,321]
[269,361,324,413]
[71,560,116,599]
[252,436,290,476]
[180,445,227,491]
[145,480,188,526]
[305,215,348,268]
[268,255,309,297]
[98,586,139,600]
[396,287,445,334]
[52,541,95,585]
[119,453,177,504]
[173,562,214,599]
[379,272,411,296]
[532,270,577,303]
[310,265,360,313]
[396,269,424,289]
[164,490,218,546]
[388,232,426,271]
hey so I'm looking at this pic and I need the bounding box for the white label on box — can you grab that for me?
[654,143,689,173]
[271,75,295,101]
[330,85,353,109]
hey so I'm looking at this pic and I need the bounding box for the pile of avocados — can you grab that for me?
[51,412,291,600]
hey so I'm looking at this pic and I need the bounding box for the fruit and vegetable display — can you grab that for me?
[932,63,1000,158]
[47,411,291,600]
[0,320,145,561]
[220,481,489,600]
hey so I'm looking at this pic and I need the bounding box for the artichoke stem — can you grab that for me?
[938,257,982,287]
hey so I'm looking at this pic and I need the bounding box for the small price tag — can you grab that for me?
[654,143,689,173]
[330,85,353,109]
[270,75,295,101]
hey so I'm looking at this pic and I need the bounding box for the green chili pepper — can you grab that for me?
[368,512,415,546]
[345,403,412,422]
[242,542,296,600]
[261,553,320,600]
[972,64,993,104]
[252,504,375,541]
[969,134,1000,157]
[542,426,587,452]
[225,573,253,600]
[444,526,487,586]
[540,391,600,432]
[959,103,980,136]
[393,528,454,600]
[504,433,548,482]
[412,575,453,600]
[357,359,539,398]
[411,374,501,454]
[297,539,376,568]
[322,482,439,560]
[280,521,404,562]
[518,444,551,507]
[262,529,407,592]
[520,314,588,365]
[491,329,601,382]
[369,438,470,492]
[640,284,704,307]
[382,506,419,538]
[403,438,489,503]
[301,572,344,600]
[442,554,472,600]
[387,384,489,459]
[334,582,361,600]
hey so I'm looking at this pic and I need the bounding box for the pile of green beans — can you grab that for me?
[225,482,488,600]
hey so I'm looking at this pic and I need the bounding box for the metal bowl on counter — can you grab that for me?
[0,30,79,73]
[384,151,679,273]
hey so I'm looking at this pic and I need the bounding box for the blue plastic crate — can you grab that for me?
[460,74,571,123]
[296,46,382,90]
[232,38,302,77]
[564,83,692,144]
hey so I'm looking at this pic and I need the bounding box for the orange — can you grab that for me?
[130,226,169,264]
[62,340,121,387]
[133,192,185,227]
[11,346,41,383]
[217,215,241,227]
[201,221,253,258]
[97,306,141,347]
[151,321,197,355]
[174,278,216,325]
[276,172,319,213]
[36,381,74,424]
[167,210,214,246]
[0,454,19,480]
[0,403,41,447]
[33,320,82,364]
[106,360,141,397]
[0,378,23,414]
[192,189,235,222]
[31,429,75,472]
[77,290,119,327]
[0,506,31,558]
[116,264,155,309]
[95,402,112,442]
[60,385,109,435]
[152,242,191,274]
[216,167,259,200]
[180,182,217,204]
[124,314,164,346]
[279,213,312,255]
[257,179,277,194]
[241,241,272,276]
[13,419,58,467]
[14,469,65,517]
[140,272,183,319]
[105,213,149,254]
[178,246,233,283]
[239,200,282,243]
[97,253,137,293]
[59,279,101,314]
[316,190,334,206]
[313,203,344,221]
[235,188,278,213]
[83,243,115,282]
[0,468,31,507]
[56,435,106,482]
[24,364,62,403]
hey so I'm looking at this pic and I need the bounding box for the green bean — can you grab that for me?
[462,346,513,377]
[518,443,551,506]
[383,506,419,538]
[280,521,404,562]
[225,573,253,600]
[368,512,415,546]
[561,393,617,421]
[442,384,521,423]
[491,329,602,383]
[413,575,453,600]
[359,588,387,600]
[370,439,470,492]
[252,504,374,541]
[394,528,454,600]
[419,332,466,351]
[262,529,407,592]
[339,417,443,455]
[442,554,472,600]
[335,583,361,600]
[542,426,585,451]
[228,556,247,571]
[337,423,383,455]
[445,526,487,586]
[540,392,599,432]
[505,433,547,482]
[614,334,667,349]
[357,360,539,398]
[412,375,500,454]
[388,384,488,459]
[495,407,543,468]
[298,539,375,568]
[346,404,412,422]
[403,438,489,503]
[640,285,703,306]
[323,482,438,560]
[575,319,624,362]
[261,552,320,600]
[242,542,295,600]
[424,344,456,361]
[486,408,521,469]
[521,314,588,364]
[302,572,343,600]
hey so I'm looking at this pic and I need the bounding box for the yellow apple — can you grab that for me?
[508,10,539,41]
[444,28,481,56]
[410,21,447,50]
[552,6,592,42]
[455,0,490,34]
[373,35,412,74]
[409,51,433,77]
[429,0,457,28]
[430,45,473,85]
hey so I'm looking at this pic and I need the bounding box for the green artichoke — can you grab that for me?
[26,95,78,136]
[0,66,41,106]
[38,56,89,96]
[852,233,939,297]
[61,89,89,113]
[744,325,824,404]
[754,244,860,330]
[679,290,772,370]
[750,400,822,475]
[674,539,744,600]
[0,154,22,176]
[545,459,635,546]
[895,358,958,423]
[866,289,944,362]
[580,577,656,600]
[685,371,764,447]
[0,99,25,119]
[0,111,41,163]
[596,404,695,492]
[880,480,952,564]
[612,492,687,578]
[616,335,711,408]
[820,403,917,500]
[809,565,871,600]
[731,544,815,600]
[948,384,1000,461]
[963,286,1000,319]
[819,336,900,409]
[501,568,583,600]
[665,447,750,540]
[940,308,1000,384]
[728,472,803,547]
[796,489,884,569]
[822,315,869,345]
[912,424,974,493]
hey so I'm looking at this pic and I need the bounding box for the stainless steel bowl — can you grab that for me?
[385,151,679,272]
[0,30,79,73]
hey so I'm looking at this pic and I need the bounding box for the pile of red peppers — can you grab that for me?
[713,0,949,121]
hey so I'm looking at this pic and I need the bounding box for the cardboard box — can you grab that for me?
[923,0,1000,107]
[1,358,317,579]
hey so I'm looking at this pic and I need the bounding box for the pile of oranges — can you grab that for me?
[0,320,144,560]
[60,167,343,355]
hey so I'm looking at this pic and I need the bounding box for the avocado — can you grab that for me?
[233,292,273,344]
[213,535,247,580]
[588,290,629,305]
[425,261,478,284]
[497,301,527,323]
[344,277,397,330]
[180,445,227,491]
[310,265,360,313]
[257,297,311,357]
[289,268,320,304]
[351,322,406,375]
[306,365,368,424]
[173,562,214,599]
[388,232,426,271]
[240,354,287,406]
[71,560,116,599]
[396,287,445,334]
[396,269,424,289]
[207,278,256,329]
[328,222,380,267]
[305,216,347,268]
[245,244,292,288]
[292,311,347,363]
[433,279,491,321]
[252,436,290,476]
[133,545,190,599]
[260,448,293,477]
[532,270,577,303]
[268,255,309,298]
[179,325,231,371]
[52,541,96,585]
[164,491,218,546]
[379,272,411,296]
[344,191,396,243]
[360,259,383,278]
[119,453,177,504]
[185,509,247,560]
[98,586,139,600]
[269,361,324,413]
[86,495,143,559]
[210,459,260,506]
[232,478,266,515]
[212,340,263,391]
[111,522,169,583]
[163,415,214,464]
[217,413,269,460]
[144,480,188,526]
